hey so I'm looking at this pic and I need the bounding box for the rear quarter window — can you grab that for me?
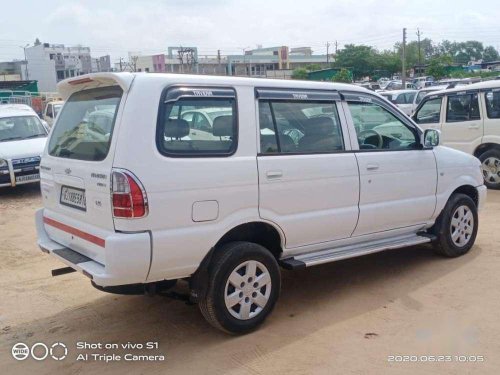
[48,86,122,161]
[157,93,237,157]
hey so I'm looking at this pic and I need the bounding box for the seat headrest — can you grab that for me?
[304,117,334,136]
[213,115,233,137]
[165,119,189,138]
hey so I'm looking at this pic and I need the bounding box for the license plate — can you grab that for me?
[60,186,87,211]
[15,173,40,183]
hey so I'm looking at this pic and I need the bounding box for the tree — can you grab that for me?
[333,44,376,80]
[331,68,352,83]
[483,46,499,62]
[34,38,41,46]
[291,68,308,80]
[427,55,453,79]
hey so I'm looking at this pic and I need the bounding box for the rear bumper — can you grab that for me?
[35,208,151,287]
[477,185,487,211]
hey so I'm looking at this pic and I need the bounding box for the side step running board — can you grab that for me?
[280,233,436,270]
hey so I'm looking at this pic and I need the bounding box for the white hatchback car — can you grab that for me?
[413,81,500,189]
[36,73,486,333]
[0,104,48,187]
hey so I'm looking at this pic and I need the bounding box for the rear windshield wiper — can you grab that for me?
[0,136,23,142]
[23,134,47,139]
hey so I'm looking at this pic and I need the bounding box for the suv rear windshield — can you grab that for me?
[48,86,122,161]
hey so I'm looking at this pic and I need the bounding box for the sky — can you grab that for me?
[1,0,499,63]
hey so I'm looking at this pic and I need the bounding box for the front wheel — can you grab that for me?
[431,193,478,257]
[199,241,281,334]
[479,149,500,190]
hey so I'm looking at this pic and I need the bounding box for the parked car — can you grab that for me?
[413,80,500,189]
[36,73,486,334]
[413,76,435,89]
[0,104,48,187]
[380,90,417,115]
[382,80,417,91]
[414,85,450,109]
[43,100,64,128]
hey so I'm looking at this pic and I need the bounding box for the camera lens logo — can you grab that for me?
[11,343,30,361]
[51,342,68,361]
[11,342,68,361]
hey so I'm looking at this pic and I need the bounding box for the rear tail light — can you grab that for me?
[111,169,148,218]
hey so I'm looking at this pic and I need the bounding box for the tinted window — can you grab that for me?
[48,86,122,161]
[348,101,419,150]
[415,97,442,124]
[159,98,236,155]
[485,91,500,119]
[446,93,480,122]
[0,116,47,142]
[259,100,343,154]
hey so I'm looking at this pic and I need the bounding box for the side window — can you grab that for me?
[159,97,236,156]
[258,100,344,154]
[46,104,53,117]
[415,97,442,124]
[485,91,500,119]
[446,93,481,122]
[348,101,419,150]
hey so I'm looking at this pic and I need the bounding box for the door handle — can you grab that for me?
[366,164,380,171]
[266,170,283,179]
[468,124,480,129]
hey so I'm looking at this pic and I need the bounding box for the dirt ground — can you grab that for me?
[0,185,499,375]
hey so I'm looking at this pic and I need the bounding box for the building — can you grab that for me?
[227,46,330,77]
[123,45,326,78]
[24,43,100,91]
[0,61,26,81]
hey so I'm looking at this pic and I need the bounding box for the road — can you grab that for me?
[1,185,499,374]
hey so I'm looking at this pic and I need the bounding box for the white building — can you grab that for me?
[25,43,93,92]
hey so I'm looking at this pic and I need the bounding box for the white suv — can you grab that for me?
[36,73,486,334]
[0,104,48,187]
[413,81,500,189]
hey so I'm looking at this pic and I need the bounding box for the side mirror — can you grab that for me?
[424,128,440,147]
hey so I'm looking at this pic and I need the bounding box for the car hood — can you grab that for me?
[0,137,47,160]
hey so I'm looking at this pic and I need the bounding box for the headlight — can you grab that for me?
[0,159,7,168]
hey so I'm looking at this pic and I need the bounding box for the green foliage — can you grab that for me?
[331,68,352,83]
[291,68,308,80]
[483,46,499,62]
[426,55,453,79]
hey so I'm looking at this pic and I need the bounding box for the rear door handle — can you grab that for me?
[468,124,480,129]
[266,170,283,179]
[366,164,380,171]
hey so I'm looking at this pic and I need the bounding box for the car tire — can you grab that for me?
[431,193,478,258]
[198,241,280,334]
[479,149,500,190]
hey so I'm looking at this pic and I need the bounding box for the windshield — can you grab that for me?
[0,115,47,142]
[48,86,122,161]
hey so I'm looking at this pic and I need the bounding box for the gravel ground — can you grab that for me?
[0,184,499,374]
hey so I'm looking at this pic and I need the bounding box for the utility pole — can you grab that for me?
[217,49,221,75]
[20,44,29,80]
[335,40,338,55]
[402,28,407,87]
[326,42,330,64]
[416,28,422,77]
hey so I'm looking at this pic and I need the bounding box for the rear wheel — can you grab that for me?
[479,149,500,190]
[431,193,478,257]
[198,241,280,334]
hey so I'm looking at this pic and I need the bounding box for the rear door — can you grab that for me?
[256,88,360,249]
[40,85,124,263]
[440,91,483,154]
